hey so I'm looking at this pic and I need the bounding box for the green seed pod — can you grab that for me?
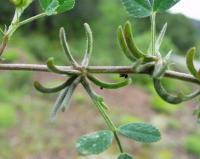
[81,23,93,66]
[117,25,135,62]
[186,47,200,80]
[87,74,131,89]
[34,75,77,93]
[153,79,184,104]
[153,79,200,104]
[51,87,69,121]
[60,27,79,67]
[60,76,81,112]
[50,76,78,120]
[47,57,75,75]
[124,21,156,62]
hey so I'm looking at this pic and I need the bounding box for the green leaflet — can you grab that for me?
[118,123,161,143]
[76,130,114,156]
[117,153,134,159]
[121,0,181,18]
[39,0,75,15]
[153,79,200,104]
[153,0,181,12]
[186,47,200,80]
[121,0,151,18]
[87,74,131,89]
[57,0,75,13]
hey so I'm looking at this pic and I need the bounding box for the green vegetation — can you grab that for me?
[184,133,200,156]
[0,105,17,129]
[0,0,200,159]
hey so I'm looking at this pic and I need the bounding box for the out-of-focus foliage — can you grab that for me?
[184,133,200,156]
[156,13,198,53]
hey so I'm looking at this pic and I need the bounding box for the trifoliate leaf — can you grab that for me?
[121,0,181,18]
[39,0,75,15]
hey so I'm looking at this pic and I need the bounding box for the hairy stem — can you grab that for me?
[82,79,124,153]
[0,12,46,57]
[0,36,8,57]
[0,63,199,85]
[98,105,124,153]
[19,13,46,27]
[151,12,156,56]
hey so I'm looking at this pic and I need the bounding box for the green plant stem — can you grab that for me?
[19,13,46,27]
[0,63,199,85]
[97,102,124,153]
[82,79,124,153]
[0,9,22,56]
[0,36,8,57]
[0,12,46,57]
[151,12,156,56]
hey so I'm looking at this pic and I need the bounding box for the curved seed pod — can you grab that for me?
[124,21,156,62]
[51,76,78,120]
[87,74,131,89]
[182,91,200,102]
[51,87,69,121]
[81,23,93,67]
[60,76,81,112]
[47,57,76,75]
[60,27,79,67]
[153,79,184,104]
[186,47,200,80]
[153,79,200,104]
[117,25,136,62]
[34,76,77,93]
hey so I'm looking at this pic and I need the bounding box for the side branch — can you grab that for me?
[0,63,199,85]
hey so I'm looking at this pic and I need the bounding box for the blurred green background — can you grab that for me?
[0,0,200,159]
